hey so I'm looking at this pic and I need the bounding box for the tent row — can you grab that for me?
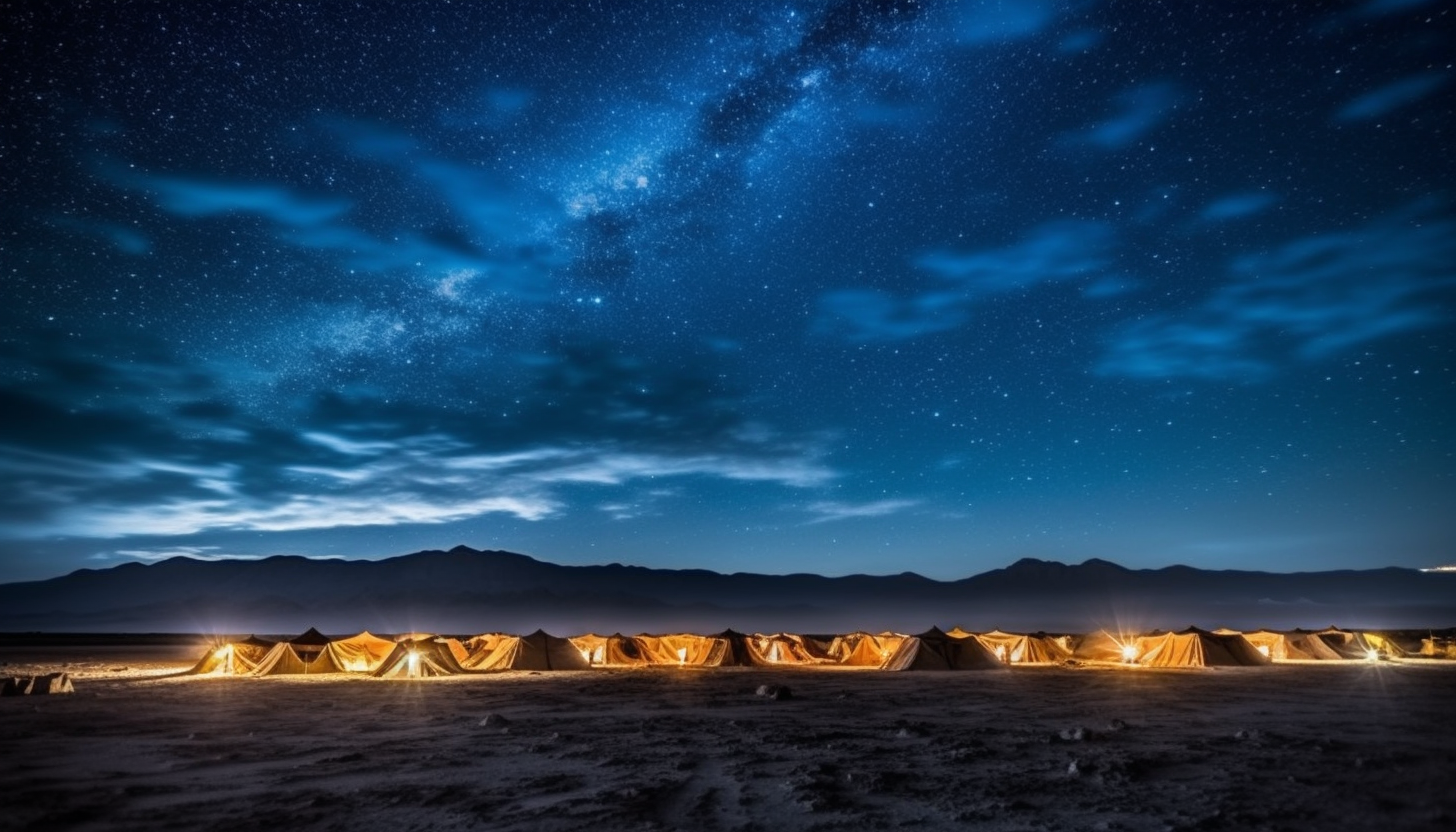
[189,625,1444,677]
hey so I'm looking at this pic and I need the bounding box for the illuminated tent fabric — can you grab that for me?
[1135,628,1269,668]
[1419,637,1456,659]
[828,632,906,667]
[251,641,347,675]
[1213,629,1343,661]
[570,633,647,666]
[461,629,592,671]
[1312,627,1401,659]
[1071,630,1139,663]
[745,632,833,665]
[830,628,1002,671]
[893,627,1003,671]
[324,630,398,673]
[971,630,1073,664]
[187,635,275,675]
[633,633,730,666]
[372,638,468,678]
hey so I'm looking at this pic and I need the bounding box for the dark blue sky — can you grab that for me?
[2,0,1452,583]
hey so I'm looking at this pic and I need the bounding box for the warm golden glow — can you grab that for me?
[1257,645,1271,658]
[407,649,420,677]
[676,647,687,664]
[1120,644,1139,662]
[1365,649,1380,662]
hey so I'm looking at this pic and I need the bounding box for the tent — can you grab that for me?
[250,628,348,676]
[1213,629,1344,661]
[372,637,469,678]
[187,635,276,675]
[633,633,730,667]
[569,633,647,667]
[1419,637,1456,659]
[324,630,398,673]
[827,631,905,667]
[744,632,833,665]
[1135,628,1269,668]
[970,629,1072,664]
[1311,627,1401,660]
[1072,630,1141,663]
[829,628,1002,671]
[461,630,592,671]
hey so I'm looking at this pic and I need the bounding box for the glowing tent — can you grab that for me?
[1312,627,1404,660]
[1135,628,1269,668]
[324,630,398,673]
[187,635,276,675]
[372,637,469,678]
[745,632,834,665]
[828,631,905,667]
[634,633,730,666]
[569,633,647,667]
[461,629,592,671]
[1212,629,1344,661]
[970,629,1073,664]
[1072,630,1141,663]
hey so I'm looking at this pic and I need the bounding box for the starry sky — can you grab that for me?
[2,0,1453,584]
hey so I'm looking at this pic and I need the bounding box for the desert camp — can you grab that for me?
[175,623,1456,679]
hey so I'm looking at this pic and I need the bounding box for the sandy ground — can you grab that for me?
[2,647,1454,832]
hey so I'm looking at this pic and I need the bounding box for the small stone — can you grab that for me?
[1067,759,1083,777]
[479,713,509,727]
[1058,727,1090,742]
[1107,718,1127,732]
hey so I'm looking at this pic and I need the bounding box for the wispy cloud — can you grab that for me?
[1063,82,1178,150]
[90,546,265,563]
[1100,201,1456,379]
[1336,72,1448,121]
[1200,192,1278,223]
[803,498,919,525]
[818,221,1116,341]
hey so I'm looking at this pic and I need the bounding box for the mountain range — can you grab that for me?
[0,546,1451,635]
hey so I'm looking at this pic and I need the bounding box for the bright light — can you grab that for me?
[1365,649,1380,662]
[407,649,420,677]
[995,644,1008,662]
[580,648,592,664]
[1257,645,1270,658]
[676,647,687,664]
[1120,644,1139,663]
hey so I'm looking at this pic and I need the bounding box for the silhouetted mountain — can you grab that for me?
[0,547,1450,634]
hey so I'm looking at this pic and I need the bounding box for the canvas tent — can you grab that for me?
[187,635,275,675]
[828,628,1001,671]
[324,630,398,673]
[827,631,905,667]
[634,633,730,667]
[1212,629,1344,661]
[249,628,352,676]
[372,637,469,678]
[745,632,833,665]
[1072,630,1141,663]
[569,633,647,667]
[1312,627,1403,659]
[970,629,1072,664]
[462,630,592,671]
[1134,628,1269,668]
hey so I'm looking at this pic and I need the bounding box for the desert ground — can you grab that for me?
[3,645,1454,832]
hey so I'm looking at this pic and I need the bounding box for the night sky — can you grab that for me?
[2,1,1453,584]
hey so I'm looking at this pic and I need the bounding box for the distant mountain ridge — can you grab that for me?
[0,546,1450,634]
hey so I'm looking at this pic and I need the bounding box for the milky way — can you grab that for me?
[2,1,1452,581]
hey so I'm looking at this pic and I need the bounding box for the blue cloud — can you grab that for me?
[1337,72,1448,121]
[147,177,353,226]
[1066,82,1178,150]
[818,221,1116,340]
[1100,202,1456,380]
[1200,192,1278,222]
[952,1,1055,45]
